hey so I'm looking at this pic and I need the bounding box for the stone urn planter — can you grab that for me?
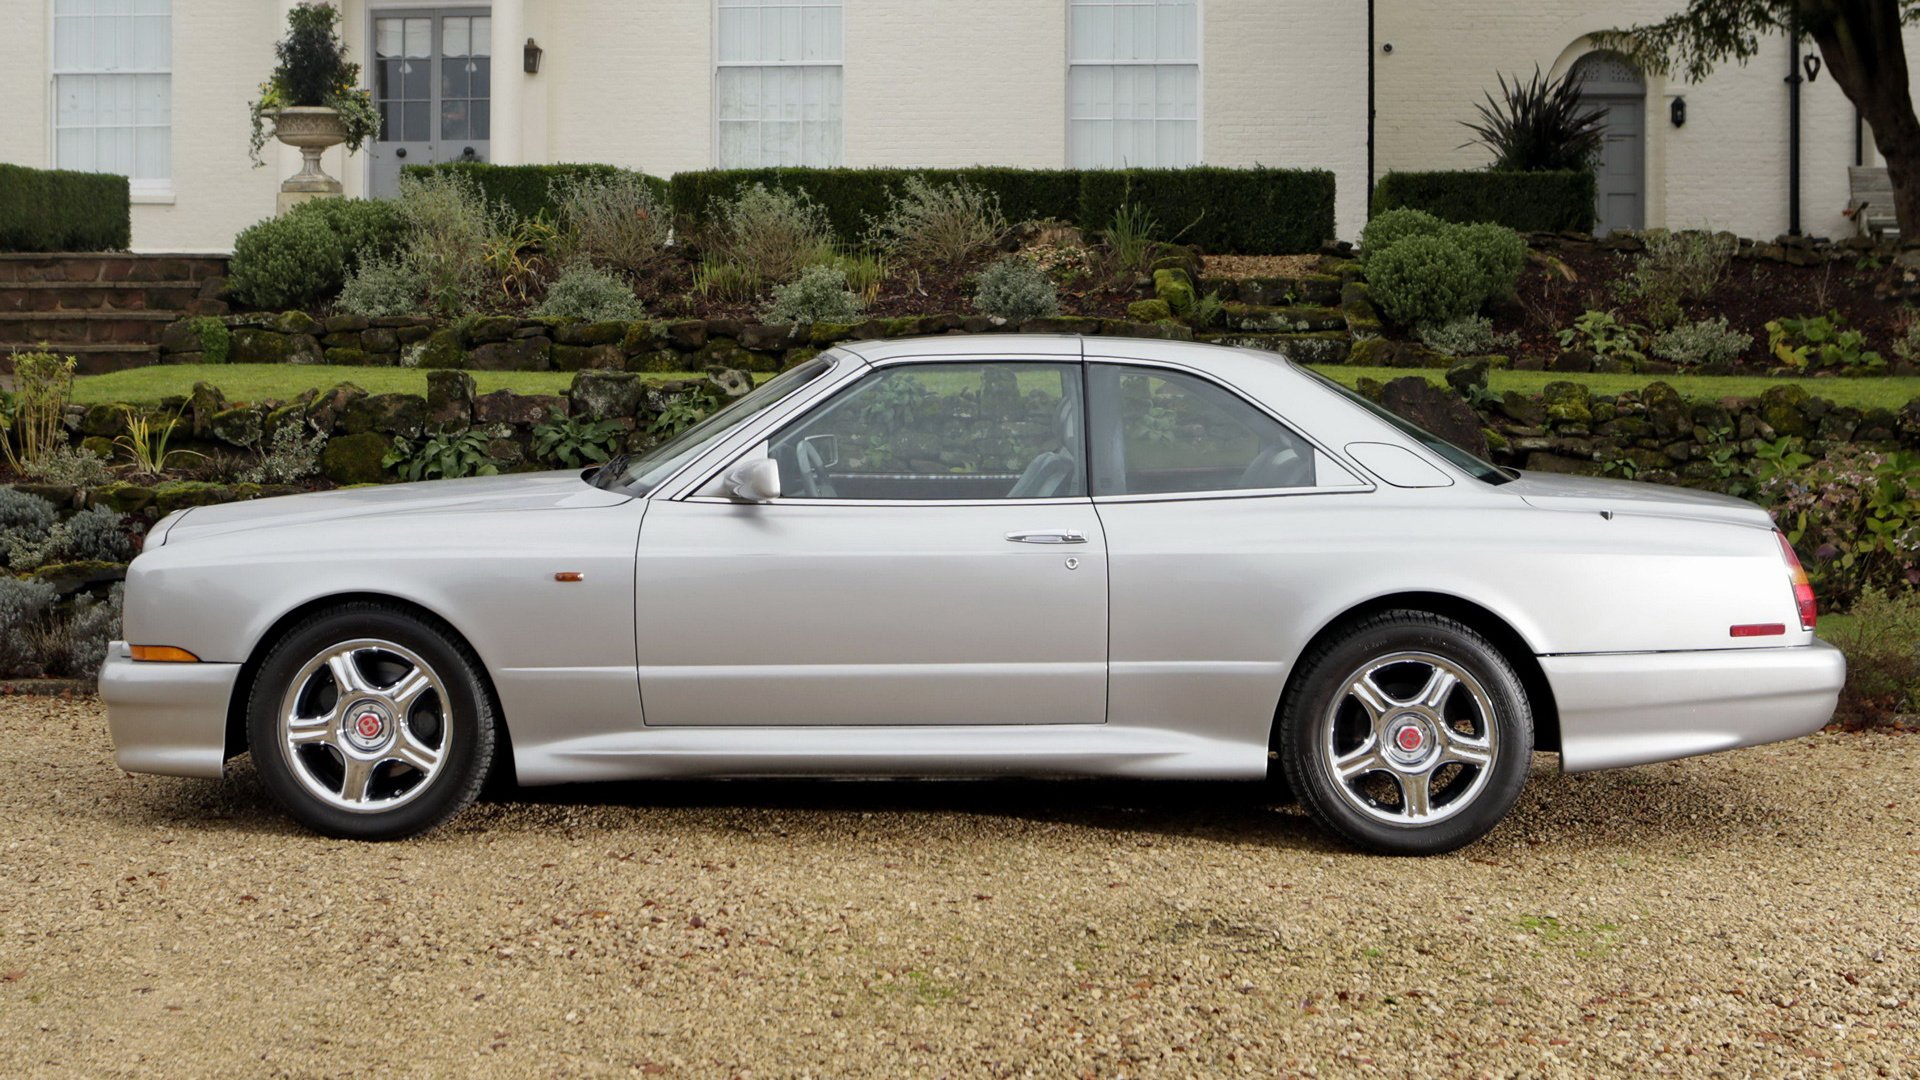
[272,105,348,213]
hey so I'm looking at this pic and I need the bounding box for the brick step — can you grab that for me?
[2,342,158,376]
[0,280,206,314]
[0,310,178,346]
[0,253,229,285]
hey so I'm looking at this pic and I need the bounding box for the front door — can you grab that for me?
[368,9,492,198]
[634,360,1109,728]
[1573,51,1647,236]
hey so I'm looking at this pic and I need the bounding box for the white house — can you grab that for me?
[0,0,1908,253]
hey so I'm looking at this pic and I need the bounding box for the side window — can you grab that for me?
[768,362,1086,501]
[1087,364,1359,496]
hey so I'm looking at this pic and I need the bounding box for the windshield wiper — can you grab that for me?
[589,452,632,490]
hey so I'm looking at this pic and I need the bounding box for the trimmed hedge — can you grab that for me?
[401,162,671,221]
[1372,170,1597,234]
[670,166,1335,254]
[0,164,130,252]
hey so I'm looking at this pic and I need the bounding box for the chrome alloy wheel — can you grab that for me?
[278,639,451,813]
[1319,650,1499,827]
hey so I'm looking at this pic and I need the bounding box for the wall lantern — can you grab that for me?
[1670,97,1687,127]
[1803,54,1822,83]
[523,38,543,75]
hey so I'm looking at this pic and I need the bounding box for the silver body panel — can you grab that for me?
[103,336,1844,788]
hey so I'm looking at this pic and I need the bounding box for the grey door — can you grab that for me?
[368,9,492,198]
[1574,51,1647,236]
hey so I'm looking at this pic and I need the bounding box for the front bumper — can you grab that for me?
[99,642,241,779]
[1544,640,1846,773]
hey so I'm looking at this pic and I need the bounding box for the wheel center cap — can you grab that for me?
[343,700,392,751]
[1385,715,1434,765]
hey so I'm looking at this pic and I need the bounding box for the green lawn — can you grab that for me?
[72,364,708,405]
[72,361,1920,412]
[1307,365,1920,411]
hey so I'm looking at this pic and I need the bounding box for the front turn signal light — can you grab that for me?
[1774,531,1817,632]
[130,645,200,663]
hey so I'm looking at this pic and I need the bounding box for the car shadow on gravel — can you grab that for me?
[112,752,1816,855]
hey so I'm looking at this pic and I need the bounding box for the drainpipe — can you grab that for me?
[1366,0,1377,221]
[1856,109,1866,167]
[1786,24,1803,236]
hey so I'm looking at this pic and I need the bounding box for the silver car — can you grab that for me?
[102,336,1845,854]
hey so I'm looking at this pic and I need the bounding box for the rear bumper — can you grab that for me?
[1544,640,1846,773]
[99,642,240,779]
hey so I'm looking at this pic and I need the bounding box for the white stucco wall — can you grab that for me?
[1375,0,1909,240]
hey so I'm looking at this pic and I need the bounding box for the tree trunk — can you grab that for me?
[1803,0,1920,240]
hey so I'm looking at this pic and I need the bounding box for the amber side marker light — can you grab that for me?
[130,646,199,663]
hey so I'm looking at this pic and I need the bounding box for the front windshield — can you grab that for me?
[1305,368,1513,485]
[595,356,835,495]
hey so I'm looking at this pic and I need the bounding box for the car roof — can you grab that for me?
[836,334,1299,383]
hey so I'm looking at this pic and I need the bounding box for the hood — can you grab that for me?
[157,471,632,546]
[1507,471,1775,529]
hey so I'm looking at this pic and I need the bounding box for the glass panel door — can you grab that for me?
[368,8,491,199]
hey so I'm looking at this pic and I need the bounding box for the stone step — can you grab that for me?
[0,253,230,285]
[2,342,158,376]
[0,280,206,314]
[0,310,178,346]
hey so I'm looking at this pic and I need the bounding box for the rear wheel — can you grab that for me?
[1279,611,1532,855]
[247,603,495,840]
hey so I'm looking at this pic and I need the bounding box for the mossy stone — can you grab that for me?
[154,481,233,514]
[462,315,517,345]
[409,328,465,369]
[274,310,318,335]
[1541,381,1592,427]
[1152,268,1196,312]
[320,432,393,486]
[343,393,427,439]
[80,435,116,460]
[1349,336,1394,367]
[1128,299,1173,323]
[92,482,155,515]
[230,328,289,363]
[808,322,859,347]
[324,347,372,366]
[1759,384,1814,438]
[80,403,126,437]
[210,406,265,448]
[630,350,683,374]
[620,320,669,354]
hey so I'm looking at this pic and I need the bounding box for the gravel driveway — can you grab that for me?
[3,695,1916,1078]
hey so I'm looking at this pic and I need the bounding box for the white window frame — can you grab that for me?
[47,0,173,196]
[1065,0,1203,170]
[711,0,845,169]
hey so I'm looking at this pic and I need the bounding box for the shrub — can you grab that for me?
[1557,309,1646,362]
[0,164,129,252]
[693,260,764,302]
[1360,208,1449,264]
[1101,200,1161,276]
[1616,230,1738,327]
[702,183,835,285]
[43,584,123,683]
[241,420,329,485]
[761,265,865,325]
[384,430,499,481]
[1462,67,1607,173]
[0,578,57,677]
[1826,589,1920,729]
[1419,315,1518,357]
[1454,222,1527,302]
[22,445,113,489]
[2,352,75,473]
[535,263,646,321]
[672,166,1334,255]
[867,176,1006,265]
[1765,312,1885,374]
[1366,234,1485,327]
[531,417,627,468]
[1373,170,1597,233]
[973,257,1060,322]
[228,198,407,310]
[0,488,58,569]
[550,170,674,276]
[1651,317,1754,367]
[403,162,671,224]
[182,316,232,364]
[338,256,426,317]
[397,171,497,316]
[7,504,133,569]
[1762,446,1920,607]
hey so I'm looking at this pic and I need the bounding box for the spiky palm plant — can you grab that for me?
[1461,66,1609,173]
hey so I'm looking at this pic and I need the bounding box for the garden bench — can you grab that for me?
[1847,167,1900,241]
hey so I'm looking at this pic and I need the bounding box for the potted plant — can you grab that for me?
[247,2,379,194]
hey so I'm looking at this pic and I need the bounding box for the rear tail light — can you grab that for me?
[1775,531,1817,631]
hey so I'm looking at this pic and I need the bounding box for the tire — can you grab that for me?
[1278,611,1532,856]
[247,602,496,840]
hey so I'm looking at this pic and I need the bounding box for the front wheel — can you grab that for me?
[247,603,496,840]
[1278,611,1532,855]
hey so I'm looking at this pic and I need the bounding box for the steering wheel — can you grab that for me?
[795,439,836,499]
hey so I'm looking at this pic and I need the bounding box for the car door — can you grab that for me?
[634,358,1108,727]
[1084,360,1371,737]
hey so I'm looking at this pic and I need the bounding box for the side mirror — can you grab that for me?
[723,457,782,503]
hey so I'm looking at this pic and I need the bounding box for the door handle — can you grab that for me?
[1005,530,1088,545]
